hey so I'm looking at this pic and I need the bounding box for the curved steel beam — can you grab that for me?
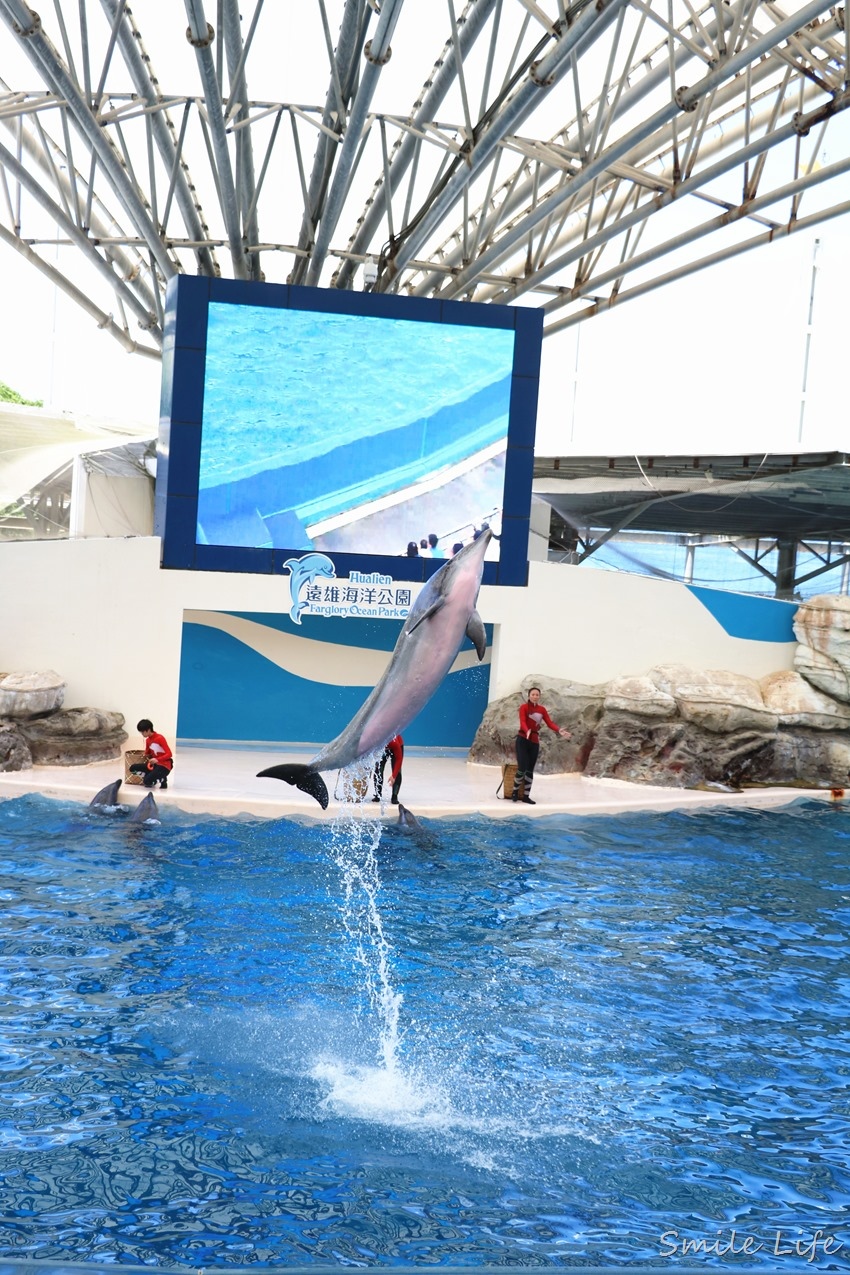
[526,82,846,315]
[0,87,160,316]
[379,0,633,289]
[0,135,159,333]
[409,5,738,297]
[184,0,247,279]
[0,220,159,353]
[333,0,499,290]
[290,0,369,285]
[306,0,405,285]
[545,186,850,334]
[99,0,217,277]
[437,0,836,297]
[0,0,176,280]
[222,0,262,280]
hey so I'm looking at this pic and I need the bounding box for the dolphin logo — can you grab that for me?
[283,552,336,624]
[259,530,492,808]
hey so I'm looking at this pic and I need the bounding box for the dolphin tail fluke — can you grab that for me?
[257,763,329,810]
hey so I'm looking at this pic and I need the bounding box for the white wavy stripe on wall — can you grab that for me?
[183,611,491,688]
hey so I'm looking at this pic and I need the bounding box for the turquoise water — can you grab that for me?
[0,794,848,1266]
[199,305,516,489]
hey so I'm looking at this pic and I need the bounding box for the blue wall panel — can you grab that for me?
[686,585,796,642]
[177,613,492,748]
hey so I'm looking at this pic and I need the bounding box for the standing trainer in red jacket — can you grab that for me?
[511,687,570,805]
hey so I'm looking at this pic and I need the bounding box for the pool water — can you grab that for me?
[200,305,515,486]
[0,794,848,1267]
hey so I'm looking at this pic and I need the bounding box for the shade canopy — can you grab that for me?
[534,452,850,542]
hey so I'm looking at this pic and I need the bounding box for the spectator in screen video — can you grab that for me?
[451,542,464,556]
[406,541,419,556]
[419,537,430,557]
[428,532,444,558]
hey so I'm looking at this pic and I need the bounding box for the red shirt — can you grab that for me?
[144,732,173,771]
[385,735,403,783]
[518,702,560,744]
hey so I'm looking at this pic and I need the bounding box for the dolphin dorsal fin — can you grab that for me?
[466,609,486,660]
[406,596,446,634]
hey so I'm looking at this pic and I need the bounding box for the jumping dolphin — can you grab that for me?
[128,791,159,824]
[258,530,492,808]
[88,779,122,809]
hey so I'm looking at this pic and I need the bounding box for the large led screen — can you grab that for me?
[157,277,542,586]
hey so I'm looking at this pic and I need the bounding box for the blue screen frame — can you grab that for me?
[155,276,542,586]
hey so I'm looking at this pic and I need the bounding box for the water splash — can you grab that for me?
[328,757,403,1075]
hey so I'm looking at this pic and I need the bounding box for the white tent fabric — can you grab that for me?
[0,403,155,509]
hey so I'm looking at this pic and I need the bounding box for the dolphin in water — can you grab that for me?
[88,778,122,809]
[259,530,492,808]
[128,791,160,824]
[397,803,422,830]
[284,552,336,624]
[394,802,436,847]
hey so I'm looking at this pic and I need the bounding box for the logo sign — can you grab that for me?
[283,553,414,625]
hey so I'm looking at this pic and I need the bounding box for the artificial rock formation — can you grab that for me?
[0,672,127,771]
[0,670,65,718]
[793,595,850,702]
[0,721,32,771]
[19,708,128,766]
[471,599,850,791]
[470,675,603,774]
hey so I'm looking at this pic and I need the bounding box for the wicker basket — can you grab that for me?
[501,762,525,799]
[124,749,146,785]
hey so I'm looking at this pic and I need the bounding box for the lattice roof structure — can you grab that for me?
[0,0,848,360]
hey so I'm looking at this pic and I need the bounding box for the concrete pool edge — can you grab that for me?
[0,748,835,820]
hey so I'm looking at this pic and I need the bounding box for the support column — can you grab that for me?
[775,538,798,599]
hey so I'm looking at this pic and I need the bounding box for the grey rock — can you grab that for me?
[604,675,677,718]
[793,643,850,703]
[744,729,850,788]
[793,594,850,660]
[793,596,850,702]
[760,669,850,730]
[0,720,32,771]
[0,670,65,719]
[649,664,777,734]
[583,711,775,789]
[469,675,605,772]
[19,707,127,766]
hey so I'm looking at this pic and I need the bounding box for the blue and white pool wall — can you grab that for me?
[0,535,797,750]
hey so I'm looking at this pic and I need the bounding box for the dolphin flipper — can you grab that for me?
[406,596,446,634]
[89,779,122,808]
[465,610,486,660]
[257,764,330,810]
